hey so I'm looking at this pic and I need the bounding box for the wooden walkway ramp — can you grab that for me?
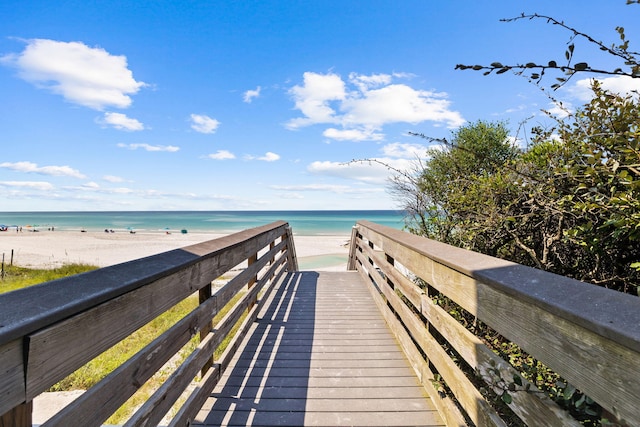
[193,271,445,426]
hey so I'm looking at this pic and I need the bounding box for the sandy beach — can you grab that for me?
[0,229,352,271]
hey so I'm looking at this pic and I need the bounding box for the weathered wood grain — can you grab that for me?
[353,220,640,426]
[0,339,24,417]
[356,248,505,427]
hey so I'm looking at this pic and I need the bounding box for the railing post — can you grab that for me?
[347,226,358,270]
[284,226,298,271]
[269,241,276,281]
[199,283,213,377]
[247,253,258,310]
[0,401,32,427]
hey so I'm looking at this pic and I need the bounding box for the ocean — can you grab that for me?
[0,210,406,236]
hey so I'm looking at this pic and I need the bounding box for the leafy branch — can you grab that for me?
[456,12,640,89]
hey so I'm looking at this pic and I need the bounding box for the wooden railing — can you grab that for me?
[0,221,297,427]
[348,220,640,427]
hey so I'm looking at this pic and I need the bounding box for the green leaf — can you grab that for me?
[501,391,512,404]
[574,62,588,71]
[513,374,523,386]
[563,384,576,400]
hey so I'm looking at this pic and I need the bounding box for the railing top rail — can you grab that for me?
[0,220,289,346]
[355,220,640,353]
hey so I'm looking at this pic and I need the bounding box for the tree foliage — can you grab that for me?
[394,2,640,295]
[396,84,640,294]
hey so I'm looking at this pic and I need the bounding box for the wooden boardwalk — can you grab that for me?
[193,271,444,426]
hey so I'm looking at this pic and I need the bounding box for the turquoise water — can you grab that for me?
[0,210,405,236]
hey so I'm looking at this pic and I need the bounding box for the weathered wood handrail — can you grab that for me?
[348,220,640,427]
[0,221,297,426]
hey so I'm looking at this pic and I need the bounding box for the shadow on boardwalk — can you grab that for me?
[198,271,317,425]
[194,271,443,427]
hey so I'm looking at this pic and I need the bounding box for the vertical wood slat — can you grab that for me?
[0,340,25,418]
[0,401,31,427]
[284,226,298,271]
[247,253,258,311]
[200,283,214,376]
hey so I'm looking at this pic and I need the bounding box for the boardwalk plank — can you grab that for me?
[193,271,444,426]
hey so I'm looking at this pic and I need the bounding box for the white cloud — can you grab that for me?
[308,160,386,184]
[103,175,125,183]
[271,183,382,194]
[206,150,236,160]
[243,86,261,103]
[272,183,349,192]
[117,143,179,152]
[82,181,100,189]
[0,181,54,191]
[322,128,384,142]
[260,152,280,162]
[568,76,640,101]
[544,101,573,119]
[0,161,86,178]
[278,192,305,199]
[342,84,464,128]
[381,142,428,158]
[1,39,145,110]
[308,157,416,185]
[65,182,135,194]
[246,152,280,162]
[190,114,220,134]
[286,71,465,140]
[348,72,393,91]
[286,72,346,129]
[100,112,144,131]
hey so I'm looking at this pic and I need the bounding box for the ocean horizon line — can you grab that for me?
[0,210,406,236]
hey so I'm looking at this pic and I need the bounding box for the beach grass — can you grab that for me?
[0,263,97,294]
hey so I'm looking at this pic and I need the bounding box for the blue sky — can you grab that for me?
[0,1,638,211]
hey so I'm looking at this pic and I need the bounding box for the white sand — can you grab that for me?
[0,229,351,271]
